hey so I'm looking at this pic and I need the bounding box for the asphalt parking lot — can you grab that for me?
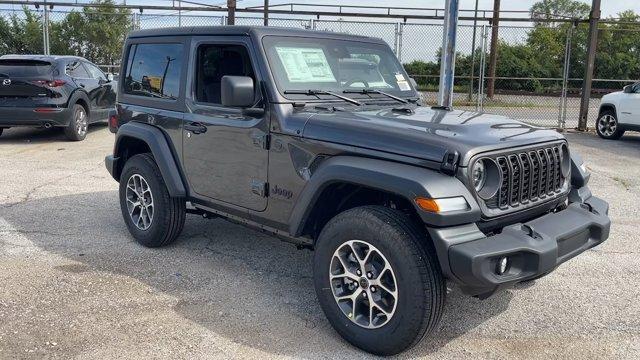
[1,125,639,359]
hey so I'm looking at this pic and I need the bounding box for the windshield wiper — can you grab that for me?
[343,89,408,104]
[284,89,362,106]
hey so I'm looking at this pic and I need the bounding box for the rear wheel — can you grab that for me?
[596,110,624,140]
[64,104,88,141]
[119,153,186,247]
[313,206,445,356]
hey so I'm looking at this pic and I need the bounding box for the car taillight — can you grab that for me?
[32,79,66,87]
[108,113,119,133]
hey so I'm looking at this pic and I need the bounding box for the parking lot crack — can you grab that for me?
[2,162,103,208]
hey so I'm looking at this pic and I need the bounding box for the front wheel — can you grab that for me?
[596,110,624,140]
[313,206,445,356]
[119,153,186,247]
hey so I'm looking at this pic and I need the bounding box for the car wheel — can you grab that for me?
[596,110,624,140]
[64,104,89,141]
[313,206,445,356]
[119,153,186,247]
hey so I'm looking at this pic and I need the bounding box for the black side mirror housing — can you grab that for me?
[623,85,633,93]
[221,75,255,107]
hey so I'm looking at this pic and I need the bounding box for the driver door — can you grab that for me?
[182,37,269,212]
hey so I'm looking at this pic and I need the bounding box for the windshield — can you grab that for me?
[262,36,417,101]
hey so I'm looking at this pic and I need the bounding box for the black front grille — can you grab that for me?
[488,144,566,210]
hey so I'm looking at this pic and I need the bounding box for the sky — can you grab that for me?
[236,0,639,18]
[2,0,640,18]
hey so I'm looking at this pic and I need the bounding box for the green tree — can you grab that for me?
[0,1,131,66]
[530,0,590,26]
[50,0,132,65]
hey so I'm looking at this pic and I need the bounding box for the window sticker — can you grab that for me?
[275,47,337,83]
[394,72,411,90]
[397,80,411,91]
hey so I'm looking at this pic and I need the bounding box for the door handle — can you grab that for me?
[184,122,207,134]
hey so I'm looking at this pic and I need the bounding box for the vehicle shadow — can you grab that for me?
[0,123,107,144]
[1,191,513,358]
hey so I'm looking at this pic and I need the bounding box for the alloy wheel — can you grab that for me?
[329,240,398,329]
[125,174,154,230]
[76,108,88,137]
[598,114,617,137]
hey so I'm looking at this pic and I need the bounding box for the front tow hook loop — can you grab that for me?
[521,224,541,240]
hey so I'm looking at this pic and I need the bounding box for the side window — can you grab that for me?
[194,44,255,105]
[66,60,90,78]
[84,62,106,81]
[123,43,183,99]
[633,82,640,93]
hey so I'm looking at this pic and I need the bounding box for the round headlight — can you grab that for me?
[472,160,486,192]
[471,158,501,200]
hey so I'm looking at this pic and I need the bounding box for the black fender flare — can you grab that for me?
[598,103,617,117]
[288,156,481,237]
[113,122,187,197]
[67,89,91,116]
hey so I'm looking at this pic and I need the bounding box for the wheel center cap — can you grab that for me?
[359,277,369,288]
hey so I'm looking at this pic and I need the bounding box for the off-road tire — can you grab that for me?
[596,109,624,140]
[313,206,445,356]
[119,153,186,247]
[64,103,89,141]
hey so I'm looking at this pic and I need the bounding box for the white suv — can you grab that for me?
[597,82,640,139]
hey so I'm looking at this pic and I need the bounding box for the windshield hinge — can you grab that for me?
[252,133,270,150]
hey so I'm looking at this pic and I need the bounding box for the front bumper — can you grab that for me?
[430,192,610,298]
[0,106,72,127]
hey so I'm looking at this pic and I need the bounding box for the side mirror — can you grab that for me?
[623,85,633,93]
[221,75,254,107]
[106,73,114,82]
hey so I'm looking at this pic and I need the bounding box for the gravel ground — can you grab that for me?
[0,125,639,359]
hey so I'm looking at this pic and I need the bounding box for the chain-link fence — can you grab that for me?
[2,6,638,130]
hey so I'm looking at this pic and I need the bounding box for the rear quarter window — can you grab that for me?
[123,43,183,100]
[0,59,53,77]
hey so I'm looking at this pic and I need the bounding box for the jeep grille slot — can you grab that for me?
[489,144,566,212]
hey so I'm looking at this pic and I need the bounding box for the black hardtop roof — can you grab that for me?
[127,25,386,44]
[0,54,87,63]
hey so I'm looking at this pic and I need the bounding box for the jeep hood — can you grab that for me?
[301,106,565,166]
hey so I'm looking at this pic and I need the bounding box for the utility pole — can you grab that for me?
[264,0,269,26]
[487,0,500,99]
[577,0,601,131]
[468,0,479,102]
[227,0,236,25]
[42,0,50,55]
[438,0,460,109]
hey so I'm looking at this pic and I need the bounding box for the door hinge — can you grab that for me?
[251,180,268,197]
[252,133,270,150]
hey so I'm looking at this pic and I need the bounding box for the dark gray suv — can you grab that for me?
[105,26,611,355]
[0,55,116,140]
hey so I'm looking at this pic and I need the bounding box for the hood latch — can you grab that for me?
[440,150,460,176]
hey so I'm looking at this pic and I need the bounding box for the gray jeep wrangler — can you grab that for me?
[105,26,610,355]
